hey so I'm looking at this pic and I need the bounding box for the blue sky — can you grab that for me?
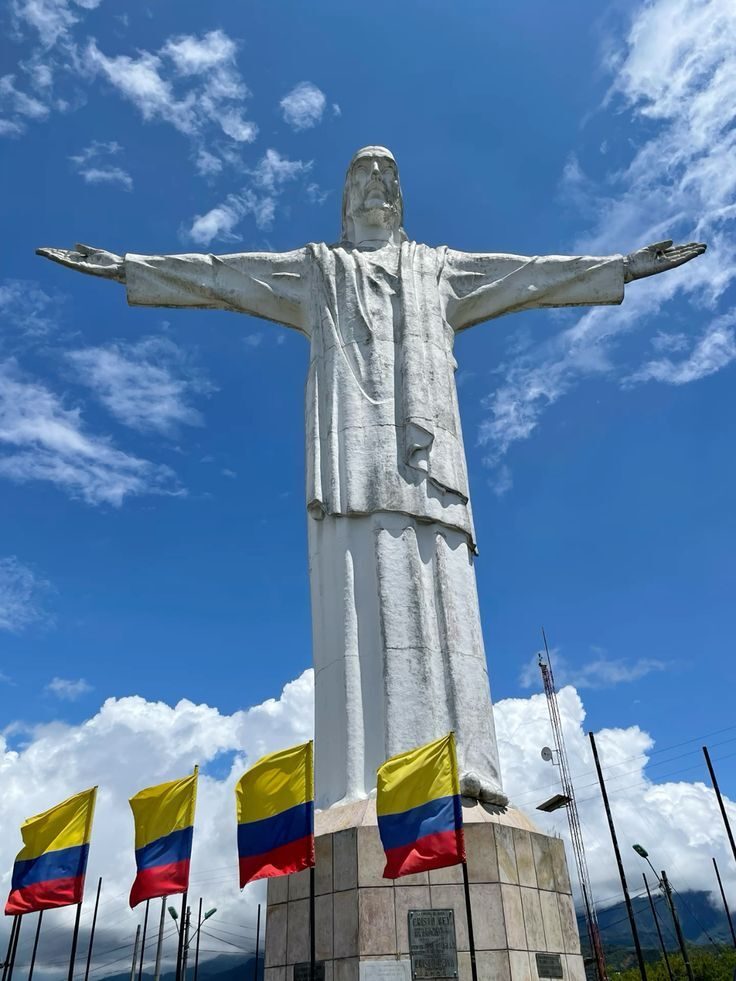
[1,0,735,957]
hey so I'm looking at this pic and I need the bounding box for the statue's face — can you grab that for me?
[346,150,401,231]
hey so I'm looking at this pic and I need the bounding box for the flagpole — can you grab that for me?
[67,903,83,981]
[309,868,315,981]
[174,892,187,981]
[83,878,102,981]
[27,911,43,981]
[130,926,141,981]
[152,899,165,981]
[252,904,261,981]
[2,917,19,981]
[137,901,150,981]
[193,900,202,981]
[461,862,478,981]
[181,906,191,981]
[6,915,22,981]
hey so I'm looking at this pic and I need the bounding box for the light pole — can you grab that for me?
[168,906,217,956]
[632,845,694,981]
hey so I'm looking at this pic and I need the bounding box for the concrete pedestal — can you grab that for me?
[264,801,586,981]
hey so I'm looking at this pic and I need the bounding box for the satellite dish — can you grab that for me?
[541,746,554,762]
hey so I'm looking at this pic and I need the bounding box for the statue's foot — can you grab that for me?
[460,770,509,808]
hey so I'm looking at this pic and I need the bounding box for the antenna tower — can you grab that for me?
[538,629,608,981]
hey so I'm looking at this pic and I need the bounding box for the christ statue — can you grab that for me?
[38,146,706,810]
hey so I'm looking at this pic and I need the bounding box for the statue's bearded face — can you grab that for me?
[346,151,401,231]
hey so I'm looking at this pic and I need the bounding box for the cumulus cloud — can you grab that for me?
[69,140,132,190]
[68,336,212,435]
[0,556,50,632]
[0,670,314,969]
[46,676,92,700]
[0,359,179,506]
[480,0,736,477]
[279,81,326,131]
[0,670,735,969]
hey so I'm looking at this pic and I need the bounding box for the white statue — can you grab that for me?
[38,146,705,810]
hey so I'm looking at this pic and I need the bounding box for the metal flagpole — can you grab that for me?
[153,899,166,981]
[309,868,315,981]
[661,870,694,981]
[83,878,102,981]
[703,746,736,865]
[67,903,83,981]
[713,858,736,948]
[174,892,187,981]
[181,907,191,981]
[461,862,478,981]
[589,732,647,981]
[130,926,141,981]
[193,900,202,981]
[642,874,673,981]
[27,911,44,981]
[2,917,19,981]
[137,901,150,981]
[252,905,261,981]
[6,915,22,981]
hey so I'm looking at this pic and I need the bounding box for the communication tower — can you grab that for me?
[538,630,608,981]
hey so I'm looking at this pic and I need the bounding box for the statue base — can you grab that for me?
[264,800,586,981]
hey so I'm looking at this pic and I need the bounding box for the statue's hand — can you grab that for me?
[624,239,706,283]
[36,243,125,283]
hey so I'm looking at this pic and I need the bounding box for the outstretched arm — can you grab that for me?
[36,243,309,333]
[443,239,706,332]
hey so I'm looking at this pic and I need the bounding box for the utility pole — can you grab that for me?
[703,747,736,866]
[661,870,694,981]
[589,731,647,981]
[713,857,736,948]
[642,874,673,981]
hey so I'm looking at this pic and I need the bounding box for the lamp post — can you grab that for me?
[632,846,694,981]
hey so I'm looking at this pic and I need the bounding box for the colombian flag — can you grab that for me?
[236,742,314,887]
[6,787,97,914]
[377,732,465,879]
[129,769,198,909]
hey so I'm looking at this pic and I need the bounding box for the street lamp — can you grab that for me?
[632,844,694,981]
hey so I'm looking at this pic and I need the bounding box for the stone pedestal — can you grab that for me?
[264,801,585,981]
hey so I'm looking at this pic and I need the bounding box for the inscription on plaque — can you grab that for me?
[294,963,326,981]
[536,954,564,979]
[408,909,458,980]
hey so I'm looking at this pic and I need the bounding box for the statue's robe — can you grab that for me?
[125,242,624,808]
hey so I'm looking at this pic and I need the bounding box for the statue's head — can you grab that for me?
[341,146,406,245]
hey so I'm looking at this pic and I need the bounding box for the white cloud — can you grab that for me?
[0,279,59,340]
[0,74,49,119]
[9,0,80,49]
[0,556,50,632]
[0,670,314,967]
[69,140,132,190]
[68,336,211,435]
[626,310,736,386]
[519,650,668,690]
[249,148,311,192]
[480,0,736,477]
[186,150,308,245]
[195,148,223,178]
[0,359,179,505]
[0,669,734,966]
[46,676,92,700]
[279,81,326,131]
[84,31,257,148]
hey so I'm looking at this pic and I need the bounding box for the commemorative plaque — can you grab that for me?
[535,954,564,979]
[407,909,458,980]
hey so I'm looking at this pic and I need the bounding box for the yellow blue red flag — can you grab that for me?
[236,742,314,886]
[377,732,465,879]
[6,787,97,914]
[129,768,198,908]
